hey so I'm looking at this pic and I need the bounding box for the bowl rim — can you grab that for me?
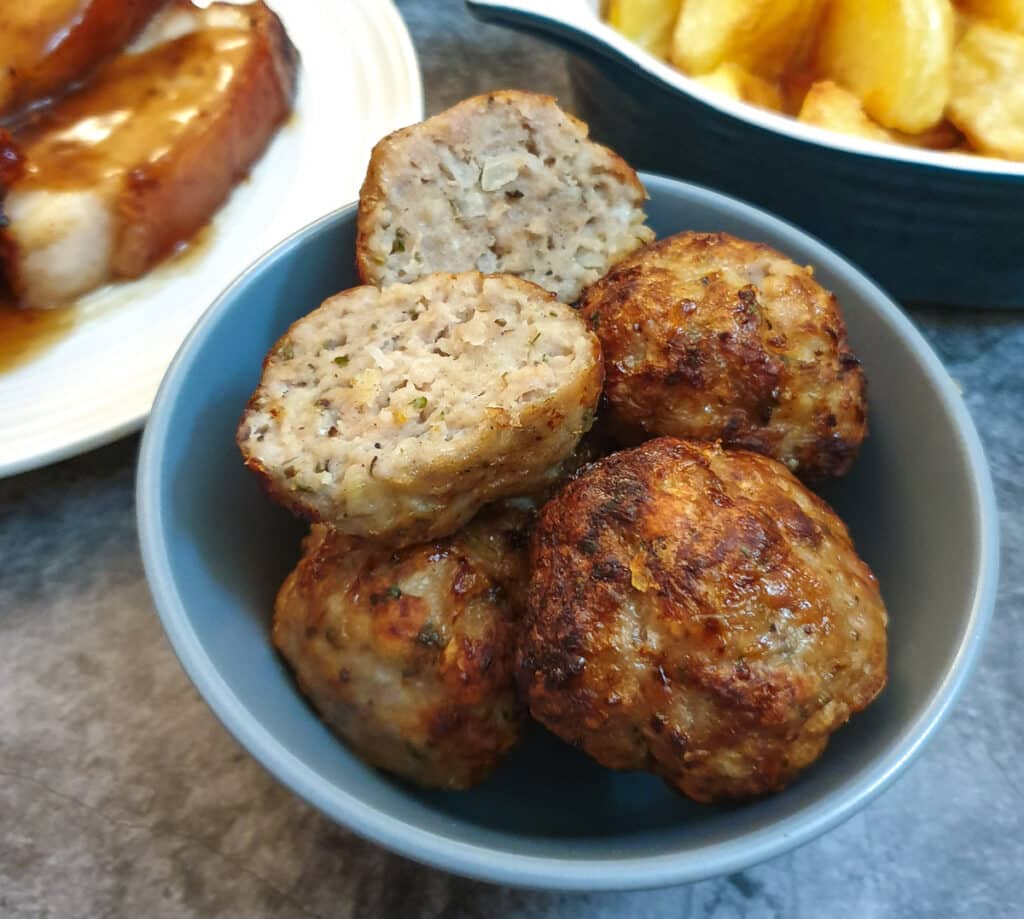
[465,0,1024,180]
[137,175,1000,891]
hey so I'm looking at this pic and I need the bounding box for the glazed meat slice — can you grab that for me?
[0,0,169,120]
[0,0,298,309]
[357,90,654,303]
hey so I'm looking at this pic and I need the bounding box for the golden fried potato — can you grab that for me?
[780,66,820,115]
[518,438,888,803]
[798,81,965,149]
[798,80,893,141]
[956,0,1024,31]
[948,22,1024,159]
[817,0,955,133]
[607,0,682,59]
[694,62,785,111]
[671,0,825,78]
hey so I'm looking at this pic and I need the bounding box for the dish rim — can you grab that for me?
[466,0,1024,180]
[137,175,1000,891]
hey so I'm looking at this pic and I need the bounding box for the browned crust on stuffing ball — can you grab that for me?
[518,437,887,802]
[236,272,603,547]
[274,502,533,790]
[580,231,867,480]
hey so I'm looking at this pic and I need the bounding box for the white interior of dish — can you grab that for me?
[478,0,1024,177]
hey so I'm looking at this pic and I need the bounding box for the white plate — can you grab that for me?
[0,0,423,478]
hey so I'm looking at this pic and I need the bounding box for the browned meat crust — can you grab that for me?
[518,437,887,802]
[273,502,532,789]
[0,0,170,122]
[580,231,867,479]
[113,0,298,277]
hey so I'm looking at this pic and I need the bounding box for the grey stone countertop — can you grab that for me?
[2,2,1022,916]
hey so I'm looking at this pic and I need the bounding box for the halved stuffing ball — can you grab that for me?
[519,437,888,803]
[357,90,654,303]
[237,271,603,546]
[274,501,532,789]
[580,231,867,479]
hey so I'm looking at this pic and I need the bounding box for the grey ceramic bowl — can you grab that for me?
[137,175,999,890]
[466,0,1024,309]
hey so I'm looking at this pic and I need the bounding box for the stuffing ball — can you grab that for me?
[579,231,867,479]
[273,501,533,789]
[357,89,654,302]
[518,437,887,802]
[238,271,602,546]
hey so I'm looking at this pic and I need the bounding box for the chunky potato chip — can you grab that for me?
[817,0,955,133]
[895,120,965,149]
[671,0,825,78]
[694,62,784,110]
[955,0,1024,31]
[607,0,683,59]
[948,22,1024,159]
[798,80,893,141]
[605,0,1012,162]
